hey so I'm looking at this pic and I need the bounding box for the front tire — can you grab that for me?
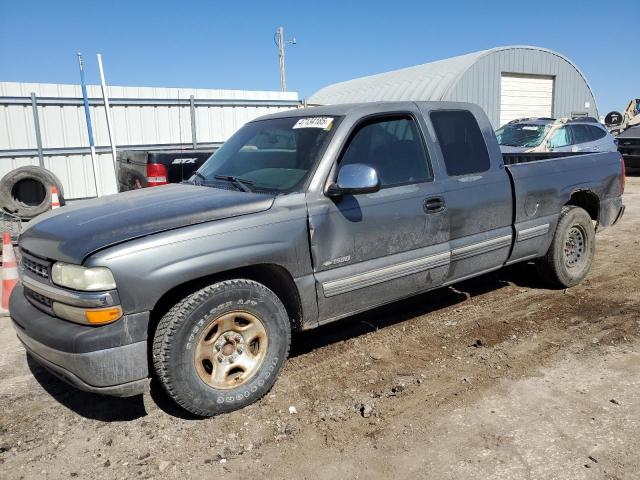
[536,206,595,288]
[152,279,291,417]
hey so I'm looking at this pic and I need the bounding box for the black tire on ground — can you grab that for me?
[536,206,596,288]
[117,166,146,192]
[152,279,291,417]
[0,166,65,219]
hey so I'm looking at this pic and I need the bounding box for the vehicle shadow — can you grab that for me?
[290,261,544,357]
[26,354,147,421]
[27,353,203,421]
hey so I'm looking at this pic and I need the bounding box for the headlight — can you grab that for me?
[51,262,116,291]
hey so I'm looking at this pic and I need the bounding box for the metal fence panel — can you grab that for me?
[0,82,300,199]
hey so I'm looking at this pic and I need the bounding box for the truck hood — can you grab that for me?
[20,184,275,264]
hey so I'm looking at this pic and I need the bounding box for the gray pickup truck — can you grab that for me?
[10,102,625,417]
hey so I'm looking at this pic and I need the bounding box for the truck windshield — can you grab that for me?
[193,116,340,193]
[495,124,551,147]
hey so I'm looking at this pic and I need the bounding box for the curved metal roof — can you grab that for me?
[309,46,594,106]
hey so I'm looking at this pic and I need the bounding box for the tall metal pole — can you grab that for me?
[277,26,286,92]
[97,53,118,180]
[189,95,198,149]
[77,53,102,197]
[29,92,45,168]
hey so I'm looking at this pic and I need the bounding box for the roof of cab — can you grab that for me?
[249,100,479,122]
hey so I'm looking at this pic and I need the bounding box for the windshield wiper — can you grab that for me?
[213,174,255,192]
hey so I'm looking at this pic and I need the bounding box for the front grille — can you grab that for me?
[24,286,53,308]
[22,255,50,279]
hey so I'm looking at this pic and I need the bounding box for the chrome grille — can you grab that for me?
[22,255,50,279]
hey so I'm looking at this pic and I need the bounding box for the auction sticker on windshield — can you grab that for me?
[293,117,334,130]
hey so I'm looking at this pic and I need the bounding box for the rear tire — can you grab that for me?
[152,279,291,417]
[536,206,595,288]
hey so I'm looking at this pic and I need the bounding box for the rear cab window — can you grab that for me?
[430,110,491,176]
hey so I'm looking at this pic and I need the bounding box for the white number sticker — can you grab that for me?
[293,117,334,130]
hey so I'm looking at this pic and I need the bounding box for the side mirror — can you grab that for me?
[327,163,380,197]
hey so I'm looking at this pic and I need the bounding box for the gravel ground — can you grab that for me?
[0,177,638,480]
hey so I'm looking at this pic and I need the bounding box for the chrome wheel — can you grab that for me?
[193,311,268,390]
[563,225,586,268]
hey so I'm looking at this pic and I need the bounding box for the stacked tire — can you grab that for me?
[0,166,65,219]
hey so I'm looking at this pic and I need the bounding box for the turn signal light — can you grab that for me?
[85,307,123,325]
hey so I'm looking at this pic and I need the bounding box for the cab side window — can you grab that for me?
[547,126,571,148]
[430,110,490,176]
[340,116,432,187]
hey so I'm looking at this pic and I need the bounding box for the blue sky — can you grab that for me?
[0,0,638,115]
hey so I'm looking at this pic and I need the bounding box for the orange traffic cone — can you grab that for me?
[2,233,18,311]
[51,186,61,210]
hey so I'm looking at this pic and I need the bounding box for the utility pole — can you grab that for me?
[275,26,296,92]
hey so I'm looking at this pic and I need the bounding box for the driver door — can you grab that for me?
[307,113,450,323]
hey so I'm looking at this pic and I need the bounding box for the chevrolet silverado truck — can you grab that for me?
[10,102,626,417]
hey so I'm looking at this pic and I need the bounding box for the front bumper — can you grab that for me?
[10,284,150,397]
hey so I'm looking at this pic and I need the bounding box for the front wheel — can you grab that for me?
[152,279,291,416]
[536,206,596,288]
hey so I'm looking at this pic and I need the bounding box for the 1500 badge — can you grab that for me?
[322,255,351,267]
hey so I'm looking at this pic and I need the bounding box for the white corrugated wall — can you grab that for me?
[0,82,300,199]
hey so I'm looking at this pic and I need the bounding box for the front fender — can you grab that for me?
[85,202,313,316]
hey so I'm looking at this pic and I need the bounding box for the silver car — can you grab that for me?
[497,118,618,153]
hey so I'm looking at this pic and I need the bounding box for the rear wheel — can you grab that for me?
[536,206,595,288]
[152,279,291,416]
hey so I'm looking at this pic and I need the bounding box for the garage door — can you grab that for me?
[499,74,554,127]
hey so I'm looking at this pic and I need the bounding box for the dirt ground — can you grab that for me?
[1,178,639,480]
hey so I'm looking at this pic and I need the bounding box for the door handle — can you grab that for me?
[423,196,445,214]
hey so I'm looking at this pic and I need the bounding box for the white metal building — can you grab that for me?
[309,46,598,128]
[0,83,299,199]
